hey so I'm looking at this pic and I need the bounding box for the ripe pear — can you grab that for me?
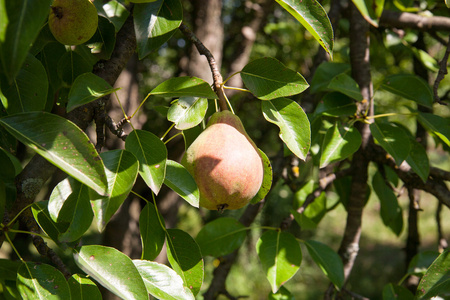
[183,111,264,211]
[48,0,98,46]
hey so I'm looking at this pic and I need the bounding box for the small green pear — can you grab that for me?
[48,0,98,46]
[183,111,264,211]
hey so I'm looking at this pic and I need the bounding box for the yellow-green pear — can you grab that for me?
[48,0,98,46]
[182,111,264,211]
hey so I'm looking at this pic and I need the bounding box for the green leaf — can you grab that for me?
[275,0,333,58]
[57,50,94,86]
[167,97,208,130]
[352,0,385,27]
[314,92,357,117]
[407,251,439,277]
[195,217,247,257]
[418,112,450,147]
[370,122,410,166]
[268,286,295,300]
[17,262,71,300]
[416,250,450,299]
[372,171,403,236]
[241,57,309,100]
[0,259,21,281]
[304,240,345,289]
[0,112,108,195]
[48,177,80,222]
[150,77,217,99]
[91,149,139,232]
[67,72,119,112]
[262,98,311,160]
[166,229,204,296]
[382,283,414,300]
[94,0,130,32]
[292,181,327,229]
[86,16,117,60]
[405,139,429,183]
[0,0,52,81]
[0,53,48,114]
[140,202,166,261]
[164,160,199,208]
[125,129,167,194]
[310,62,350,94]
[74,245,148,300]
[68,274,102,300]
[256,230,302,293]
[381,74,433,108]
[31,201,68,244]
[133,260,195,300]
[134,0,183,58]
[320,123,361,168]
[327,73,363,101]
[251,149,273,204]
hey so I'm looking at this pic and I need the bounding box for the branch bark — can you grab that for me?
[380,10,450,31]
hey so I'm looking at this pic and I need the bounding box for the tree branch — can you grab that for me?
[433,37,450,105]
[179,23,228,111]
[380,10,450,31]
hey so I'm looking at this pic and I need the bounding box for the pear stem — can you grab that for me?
[179,23,229,111]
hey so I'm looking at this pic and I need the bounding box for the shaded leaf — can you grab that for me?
[195,217,247,257]
[370,122,410,166]
[140,202,166,261]
[17,262,70,300]
[268,286,295,300]
[256,230,302,293]
[241,57,309,100]
[74,245,148,300]
[251,149,273,204]
[125,129,167,194]
[57,51,93,86]
[262,98,311,160]
[0,259,21,281]
[134,0,183,58]
[67,72,119,112]
[0,53,48,114]
[91,149,139,232]
[407,251,439,277]
[310,62,350,94]
[68,274,102,300]
[0,0,52,81]
[167,97,208,130]
[418,112,450,147]
[382,283,414,300]
[381,74,433,108]
[166,229,203,296]
[372,171,403,236]
[320,123,361,168]
[150,77,217,99]
[416,250,450,299]
[86,16,117,60]
[405,139,429,183]
[164,160,199,208]
[0,112,107,195]
[275,0,333,58]
[133,260,195,300]
[327,73,363,101]
[314,92,356,117]
[31,201,68,244]
[304,240,344,289]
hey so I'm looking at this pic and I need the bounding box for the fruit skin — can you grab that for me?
[48,0,98,46]
[182,111,264,211]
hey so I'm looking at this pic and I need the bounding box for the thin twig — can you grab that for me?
[179,23,228,111]
[433,38,450,105]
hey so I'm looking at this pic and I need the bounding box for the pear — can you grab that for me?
[48,0,98,46]
[183,111,264,211]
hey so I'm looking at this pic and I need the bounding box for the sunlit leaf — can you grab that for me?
[167,97,208,130]
[125,129,167,194]
[0,112,107,195]
[251,149,273,204]
[17,262,70,300]
[134,0,182,58]
[370,122,410,166]
[262,98,311,160]
[150,77,217,99]
[74,245,148,300]
[416,250,450,299]
[164,160,199,208]
[320,123,361,168]
[256,230,302,293]
[133,260,195,300]
[275,0,333,58]
[68,274,102,300]
[418,112,450,147]
[166,229,203,296]
[67,72,119,112]
[352,0,385,27]
[241,57,309,100]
